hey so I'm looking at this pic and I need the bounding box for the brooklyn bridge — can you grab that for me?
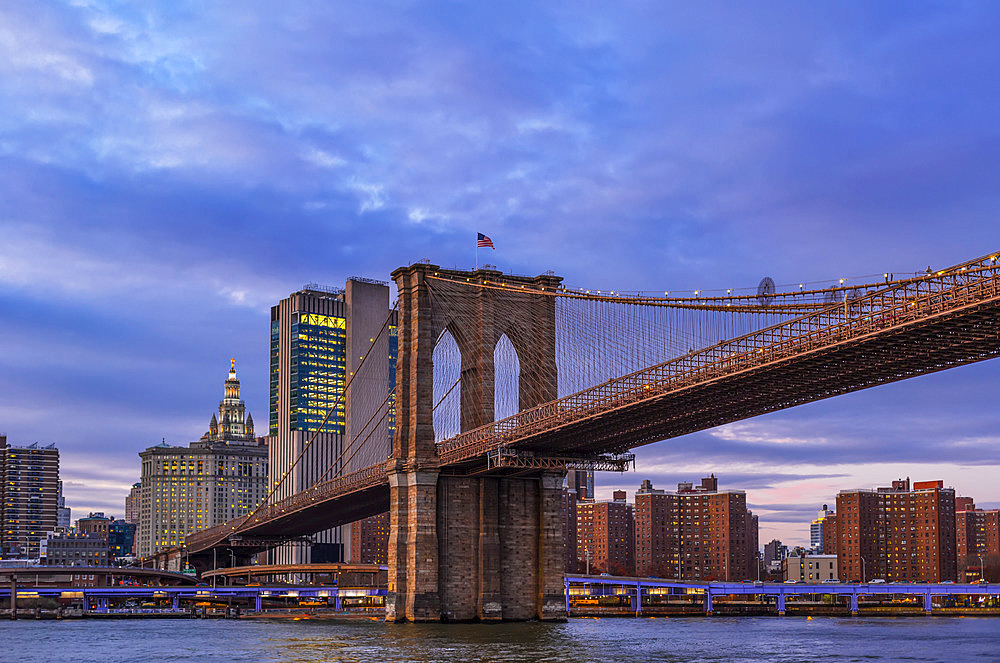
[177,251,1000,622]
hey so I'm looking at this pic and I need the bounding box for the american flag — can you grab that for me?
[477,232,495,249]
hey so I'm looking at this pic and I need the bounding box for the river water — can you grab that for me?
[4,616,999,662]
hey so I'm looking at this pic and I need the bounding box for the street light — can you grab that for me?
[861,556,866,583]
[980,555,986,583]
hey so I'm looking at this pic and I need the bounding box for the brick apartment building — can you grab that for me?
[576,490,634,575]
[350,512,390,565]
[835,478,956,582]
[955,498,999,582]
[634,475,758,582]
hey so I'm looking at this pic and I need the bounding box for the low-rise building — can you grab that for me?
[43,531,109,567]
[783,554,838,583]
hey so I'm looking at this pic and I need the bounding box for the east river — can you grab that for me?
[3,616,1000,662]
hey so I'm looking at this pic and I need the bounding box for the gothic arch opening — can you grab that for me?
[432,328,461,442]
[494,333,521,421]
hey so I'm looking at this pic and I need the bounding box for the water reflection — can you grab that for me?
[3,616,999,663]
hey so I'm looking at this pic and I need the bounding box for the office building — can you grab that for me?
[0,436,60,558]
[109,520,137,559]
[125,482,141,525]
[78,512,135,560]
[136,361,268,558]
[763,539,786,564]
[810,504,833,553]
[576,490,634,575]
[56,480,71,530]
[563,486,578,573]
[268,279,397,564]
[567,470,594,501]
[43,531,108,567]
[835,478,956,582]
[783,553,838,583]
[124,483,141,555]
[955,498,999,582]
[763,539,788,574]
[634,476,758,581]
[77,512,110,538]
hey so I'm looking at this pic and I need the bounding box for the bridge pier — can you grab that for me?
[386,469,441,622]
[387,263,565,623]
[777,592,785,616]
[477,477,502,622]
[387,468,566,622]
[849,593,859,616]
[923,592,933,614]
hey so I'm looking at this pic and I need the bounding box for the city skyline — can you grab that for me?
[2,3,1000,546]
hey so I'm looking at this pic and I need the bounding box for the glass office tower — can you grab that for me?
[270,305,348,436]
[268,279,396,564]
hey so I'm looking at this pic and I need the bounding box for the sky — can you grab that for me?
[1,1,999,547]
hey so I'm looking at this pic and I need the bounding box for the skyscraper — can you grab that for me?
[137,361,268,558]
[0,436,60,558]
[268,279,397,563]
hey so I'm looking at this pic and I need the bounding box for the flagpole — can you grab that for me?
[476,235,479,271]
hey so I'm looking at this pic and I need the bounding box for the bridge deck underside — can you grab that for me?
[186,481,389,554]
[190,296,1000,554]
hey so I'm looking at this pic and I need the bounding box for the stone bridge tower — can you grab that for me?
[386,263,566,622]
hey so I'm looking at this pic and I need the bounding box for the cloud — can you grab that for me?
[3,1,1000,543]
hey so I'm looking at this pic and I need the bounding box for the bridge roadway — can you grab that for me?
[566,575,1000,615]
[184,254,1000,557]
